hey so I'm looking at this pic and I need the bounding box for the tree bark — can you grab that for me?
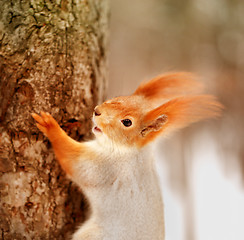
[0,0,109,239]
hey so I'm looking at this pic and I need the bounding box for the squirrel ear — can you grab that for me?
[133,72,203,100]
[141,114,168,137]
[138,95,223,147]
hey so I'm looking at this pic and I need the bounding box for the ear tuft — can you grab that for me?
[141,114,168,137]
[133,72,203,101]
[138,95,223,147]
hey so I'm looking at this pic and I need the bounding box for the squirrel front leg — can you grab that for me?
[32,112,86,176]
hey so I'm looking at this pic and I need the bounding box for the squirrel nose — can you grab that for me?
[94,107,101,116]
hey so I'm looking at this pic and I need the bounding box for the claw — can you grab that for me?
[31,113,47,126]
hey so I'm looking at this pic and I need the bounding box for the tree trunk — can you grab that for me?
[0,0,109,239]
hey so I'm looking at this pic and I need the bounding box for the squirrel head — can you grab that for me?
[92,72,223,148]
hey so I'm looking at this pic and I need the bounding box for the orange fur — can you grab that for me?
[95,96,145,147]
[133,72,203,101]
[32,112,84,175]
[138,95,223,147]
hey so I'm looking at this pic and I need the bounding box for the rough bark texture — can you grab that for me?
[0,0,109,239]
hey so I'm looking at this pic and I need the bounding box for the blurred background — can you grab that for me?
[108,0,244,240]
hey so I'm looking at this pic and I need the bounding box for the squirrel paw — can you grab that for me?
[32,112,61,139]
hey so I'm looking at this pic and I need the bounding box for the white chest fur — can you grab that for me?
[72,142,165,240]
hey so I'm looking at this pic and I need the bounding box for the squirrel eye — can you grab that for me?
[121,119,132,127]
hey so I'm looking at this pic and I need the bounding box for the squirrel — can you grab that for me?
[32,72,222,240]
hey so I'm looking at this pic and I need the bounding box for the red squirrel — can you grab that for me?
[32,72,222,240]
